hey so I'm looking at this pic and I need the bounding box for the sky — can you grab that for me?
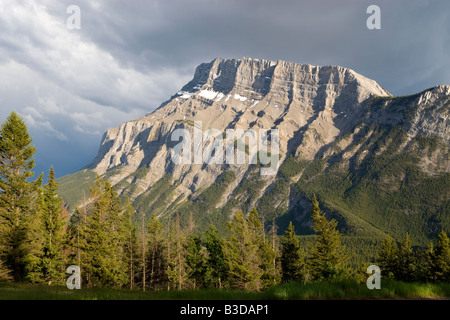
[0,0,449,179]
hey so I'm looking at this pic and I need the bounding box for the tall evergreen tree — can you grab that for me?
[26,166,68,284]
[247,208,279,288]
[166,214,188,290]
[224,210,263,291]
[430,231,450,282]
[121,197,139,289]
[395,233,416,282]
[204,225,228,288]
[308,195,348,281]
[146,214,167,290]
[185,234,206,289]
[73,176,129,287]
[0,111,42,282]
[376,235,398,279]
[281,221,305,282]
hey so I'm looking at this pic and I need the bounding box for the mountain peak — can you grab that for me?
[179,57,390,100]
[59,57,449,245]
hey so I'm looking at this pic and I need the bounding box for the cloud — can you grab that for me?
[24,113,68,141]
[0,0,448,177]
[0,0,189,112]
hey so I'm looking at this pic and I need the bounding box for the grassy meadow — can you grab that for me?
[1,279,449,300]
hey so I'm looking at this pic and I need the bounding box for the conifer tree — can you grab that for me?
[224,210,263,291]
[146,214,166,290]
[269,219,282,284]
[204,225,228,288]
[396,233,416,282]
[431,231,450,282]
[139,210,147,291]
[122,197,139,289]
[0,111,42,282]
[376,235,398,279]
[247,208,279,288]
[185,234,206,289]
[166,214,188,290]
[26,166,68,284]
[281,221,304,282]
[308,195,348,281]
[415,243,434,282]
[22,191,45,283]
[73,176,129,287]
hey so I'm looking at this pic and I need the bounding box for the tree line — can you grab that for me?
[377,231,450,283]
[1,111,449,290]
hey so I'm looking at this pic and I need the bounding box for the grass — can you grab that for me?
[1,280,449,300]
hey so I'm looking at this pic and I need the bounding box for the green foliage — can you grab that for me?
[145,214,166,290]
[56,169,97,212]
[70,176,133,288]
[430,231,450,281]
[281,222,305,282]
[278,155,308,180]
[133,173,176,218]
[376,236,398,279]
[185,234,206,289]
[307,196,349,281]
[396,233,417,282]
[287,121,449,247]
[166,215,189,290]
[173,170,236,231]
[26,167,68,284]
[224,210,263,291]
[204,225,228,288]
[0,112,43,282]
[375,231,450,283]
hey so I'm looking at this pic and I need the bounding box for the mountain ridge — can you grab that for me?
[58,57,449,246]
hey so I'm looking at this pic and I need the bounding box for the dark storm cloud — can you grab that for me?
[55,0,450,95]
[0,0,448,177]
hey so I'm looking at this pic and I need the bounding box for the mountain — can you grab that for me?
[57,57,449,246]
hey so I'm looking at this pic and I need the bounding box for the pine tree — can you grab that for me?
[224,210,263,291]
[281,221,305,282]
[0,111,42,282]
[26,166,68,284]
[247,208,279,288]
[395,233,416,282]
[22,191,45,283]
[102,180,129,287]
[431,231,450,282]
[376,235,398,279]
[185,234,206,289]
[166,214,188,290]
[269,219,282,285]
[139,210,147,291]
[121,197,139,289]
[146,214,167,290]
[204,225,228,288]
[308,195,348,281]
[73,176,129,287]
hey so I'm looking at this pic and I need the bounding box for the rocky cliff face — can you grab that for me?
[59,57,449,244]
[88,57,390,190]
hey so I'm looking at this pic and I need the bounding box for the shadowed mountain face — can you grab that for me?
[58,57,449,245]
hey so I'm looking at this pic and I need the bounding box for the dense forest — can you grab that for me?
[1,111,449,290]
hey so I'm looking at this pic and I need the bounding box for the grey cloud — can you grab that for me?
[0,0,448,177]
